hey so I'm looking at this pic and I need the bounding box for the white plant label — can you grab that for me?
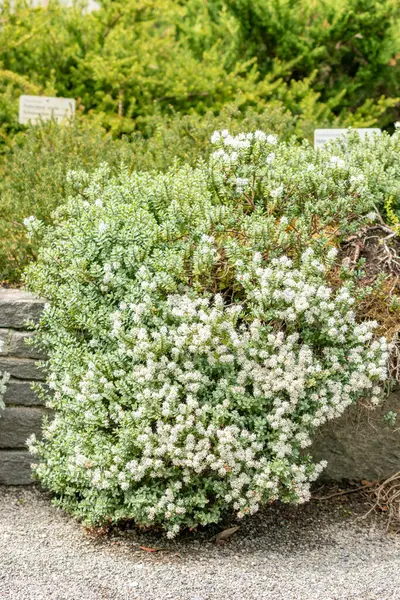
[19,95,76,125]
[314,128,381,148]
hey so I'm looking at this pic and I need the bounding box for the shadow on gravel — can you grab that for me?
[76,484,391,564]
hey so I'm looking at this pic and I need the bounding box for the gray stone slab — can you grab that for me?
[0,289,45,329]
[0,357,45,381]
[0,406,46,448]
[311,389,400,482]
[3,380,45,406]
[0,450,34,484]
[8,331,45,360]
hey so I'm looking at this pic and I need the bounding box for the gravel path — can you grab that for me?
[1,485,399,600]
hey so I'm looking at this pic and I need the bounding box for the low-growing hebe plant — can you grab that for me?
[0,337,9,410]
[26,131,389,536]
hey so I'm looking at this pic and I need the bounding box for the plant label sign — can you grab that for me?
[19,95,76,125]
[314,128,381,148]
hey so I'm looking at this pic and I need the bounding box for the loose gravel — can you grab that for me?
[1,485,399,600]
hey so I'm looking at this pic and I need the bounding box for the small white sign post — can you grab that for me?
[314,128,381,149]
[19,95,76,125]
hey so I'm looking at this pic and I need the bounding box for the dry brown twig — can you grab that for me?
[361,472,400,530]
[312,485,368,501]
[341,224,400,275]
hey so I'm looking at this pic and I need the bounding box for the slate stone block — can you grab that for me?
[8,330,45,360]
[0,407,46,448]
[0,450,35,484]
[0,357,44,381]
[311,389,400,482]
[0,289,45,329]
[0,329,10,355]
[3,380,45,406]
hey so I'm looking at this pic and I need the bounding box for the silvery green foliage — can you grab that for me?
[327,128,400,218]
[0,375,8,411]
[25,132,389,535]
[0,338,9,411]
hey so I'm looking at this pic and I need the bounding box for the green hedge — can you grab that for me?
[0,0,399,146]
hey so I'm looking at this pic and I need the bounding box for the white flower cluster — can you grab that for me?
[329,156,346,169]
[211,130,277,165]
[23,215,42,239]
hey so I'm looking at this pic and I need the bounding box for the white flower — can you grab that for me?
[267,134,278,145]
[349,173,365,184]
[200,234,215,243]
[254,130,267,141]
[326,247,338,261]
[236,177,249,193]
[212,149,227,160]
[270,185,284,198]
[23,215,36,227]
[329,156,346,169]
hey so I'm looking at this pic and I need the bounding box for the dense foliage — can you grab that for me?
[5,119,400,285]
[5,115,400,286]
[0,106,298,283]
[0,0,399,146]
[26,132,389,534]
[0,119,128,283]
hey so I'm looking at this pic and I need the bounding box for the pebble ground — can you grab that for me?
[1,485,399,600]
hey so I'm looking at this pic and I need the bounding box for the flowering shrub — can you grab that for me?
[26,131,389,535]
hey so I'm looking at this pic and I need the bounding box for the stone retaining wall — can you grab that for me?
[0,288,399,485]
[0,289,46,484]
[311,390,400,482]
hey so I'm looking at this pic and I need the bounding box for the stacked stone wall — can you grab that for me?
[0,289,46,484]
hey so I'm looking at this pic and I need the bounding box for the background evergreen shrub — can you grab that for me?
[0,0,398,146]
